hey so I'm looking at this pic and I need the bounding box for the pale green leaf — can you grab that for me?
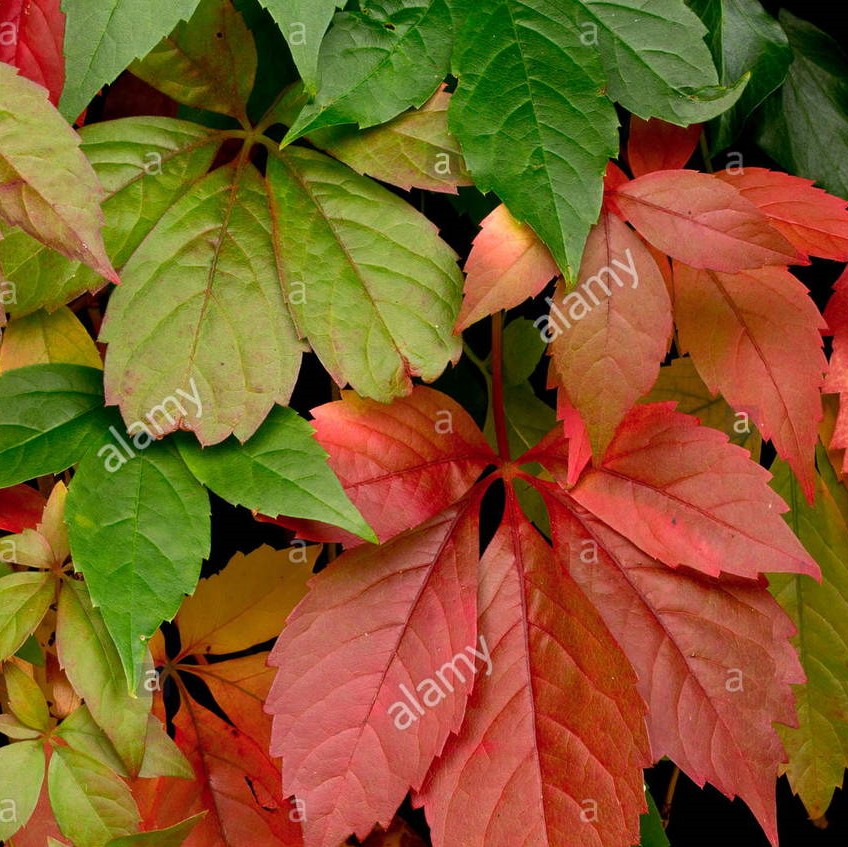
[56,706,129,776]
[48,747,139,847]
[0,64,116,283]
[283,0,453,143]
[0,572,55,661]
[59,0,204,120]
[65,441,211,690]
[130,0,256,121]
[266,146,462,400]
[176,406,375,541]
[0,741,45,840]
[55,581,152,776]
[138,715,193,780]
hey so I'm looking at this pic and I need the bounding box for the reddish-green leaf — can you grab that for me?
[626,116,701,177]
[0,484,45,533]
[672,260,826,499]
[613,170,803,271]
[822,268,848,471]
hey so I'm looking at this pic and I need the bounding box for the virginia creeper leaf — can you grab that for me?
[640,789,670,847]
[265,146,462,400]
[417,492,650,847]
[0,572,54,661]
[105,815,206,847]
[755,11,848,200]
[55,705,134,777]
[58,0,204,120]
[0,63,117,283]
[547,211,673,458]
[672,260,826,499]
[101,162,302,446]
[0,364,109,487]
[0,741,45,840]
[626,116,701,177]
[267,502,480,847]
[48,746,140,847]
[4,662,50,732]
[129,0,256,122]
[66,439,211,689]
[56,579,153,776]
[0,0,65,104]
[770,448,848,818]
[175,406,373,541]
[282,0,453,144]
[456,203,559,331]
[823,268,848,468]
[613,170,803,271]
[0,484,45,532]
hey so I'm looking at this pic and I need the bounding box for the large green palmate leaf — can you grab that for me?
[688,0,793,152]
[282,0,453,144]
[0,364,110,487]
[770,447,848,818]
[0,64,117,285]
[755,11,848,200]
[0,117,222,318]
[101,160,304,446]
[58,0,204,121]
[176,406,375,541]
[266,144,463,401]
[449,0,745,276]
[129,0,257,122]
[66,438,211,690]
[258,0,345,95]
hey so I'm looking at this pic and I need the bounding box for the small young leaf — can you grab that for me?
[626,116,701,177]
[0,484,46,533]
[0,740,45,840]
[4,662,50,733]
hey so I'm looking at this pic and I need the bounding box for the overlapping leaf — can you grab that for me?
[823,268,848,468]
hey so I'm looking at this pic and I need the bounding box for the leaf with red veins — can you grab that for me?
[455,204,559,331]
[530,402,819,580]
[544,490,802,847]
[626,117,701,177]
[823,268,848,467]
[548,212,673,458]
[716,167,848,262]
[673,260,826,500]
[271,387,496,545]
[416,492,649,847]
[266,501,481,847]
[612,170,803,272]
[0,0,65,105]
[0,483,45,532]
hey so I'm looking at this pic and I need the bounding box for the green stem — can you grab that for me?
[491,311,510,461]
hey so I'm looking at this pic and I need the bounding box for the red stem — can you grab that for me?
[491,311,510,461]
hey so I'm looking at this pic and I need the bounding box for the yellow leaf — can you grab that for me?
[0,307,102,373]
[176,543,319,657]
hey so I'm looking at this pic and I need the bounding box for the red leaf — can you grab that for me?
[266,501,481,847]
[416,492,650,847]
[716,167,848,262]
[602,161,629,217]
[544,492,802,846]
[823,268,848,465]
[0,483,46,532]
[627,117,701,177]
[456,204,559,330]
[613,170,804,272]
[273,387,495,545]
[546,211,673,457]
[0,0,65,105]
[672,261,826,499]
[533,402,819,580]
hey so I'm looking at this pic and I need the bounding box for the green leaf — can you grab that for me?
[687,0,792,152]
[130,0,257,121]
[266,146,462,400]
[55,705,130,777]
[58,0,204,121]
[15,634,45,667]
[449,0,619,277]
[176,406,375,541]
[0,741,45,841]
[640,787,670,847]
[66,440,211,690]
[0,364,109,487]
[502,318,547,386]
[580,0,747,124]
[258,0,344,94]
[138,715,193,780]
[101,161,303,446]
[0,64,117,284]
[48,747,139,847]
[55,580,152,776]
[755,11,848,199]
[282,0,453,143]
[0,572,55,661]
[0,117,220,319]
[105,814,206,847]
[4,663,50,733]
[770,446,848,818]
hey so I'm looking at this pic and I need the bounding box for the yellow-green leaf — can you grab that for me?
[0,740,45,840]
[0,572,55,662]
[3,663,50,733]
